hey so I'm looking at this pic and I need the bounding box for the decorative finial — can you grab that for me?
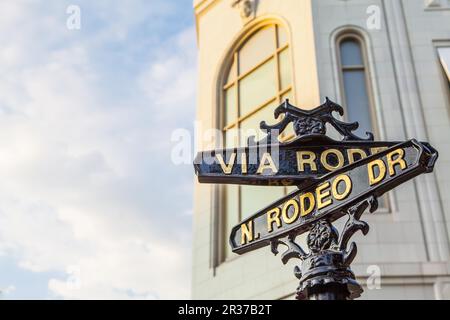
[232,0,258,24]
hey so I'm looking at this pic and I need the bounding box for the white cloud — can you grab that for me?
[0,1,195,299]
[0,285,16,297]
[139,27,197,109]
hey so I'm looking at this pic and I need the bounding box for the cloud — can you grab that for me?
[0,0,195,299]
[0,285,16,297]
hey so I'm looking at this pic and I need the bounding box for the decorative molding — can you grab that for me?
[434,277,450,299]
[383,0,450,261]
[231,0,259,24]
[248,98,374,146]
[271,197,379,300]
[425,0,450,10]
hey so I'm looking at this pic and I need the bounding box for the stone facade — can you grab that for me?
[192,0,450,300]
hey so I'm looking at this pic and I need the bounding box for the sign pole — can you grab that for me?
[272,198,377,300]
[194,98,439,300]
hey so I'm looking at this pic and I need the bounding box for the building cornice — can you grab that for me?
[193,0,221,48]
[193,0,218,15]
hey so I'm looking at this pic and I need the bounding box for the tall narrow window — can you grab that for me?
[221,24,294,261]
[437,46,450,118]
[338,35,374,137]
[337,33,389,211]
[438,47,450,84]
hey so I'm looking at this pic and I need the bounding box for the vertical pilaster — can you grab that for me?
[382,0,449,261]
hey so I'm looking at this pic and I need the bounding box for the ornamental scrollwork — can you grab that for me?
[248,98,374,146]
[270,196,379,300]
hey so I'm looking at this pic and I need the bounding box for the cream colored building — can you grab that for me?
[192,0,450,299]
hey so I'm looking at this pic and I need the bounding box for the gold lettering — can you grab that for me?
[216,153,236,174]
[387,149,407,176]
[316,182,332,210]
[347,149,367,164]
[332,175,352,201]
[241,153,248,174]
[267,208,282,233]
[321,149,345,171]
[370,147,389,155]
[241,220,255,245]
[282,200,299,224]
[368,159,387,186]
[297,151,317,172]
[257,153,278,175]
[300,192,315,217]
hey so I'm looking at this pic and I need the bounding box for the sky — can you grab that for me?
[0,0,196,299]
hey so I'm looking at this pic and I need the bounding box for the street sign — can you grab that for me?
[229,139,438,254]
[193,98,439,300]
[194,139,401,186]
[194,99,393,187]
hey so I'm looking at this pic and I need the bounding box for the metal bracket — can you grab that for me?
[249,98,374,146]
[270,196,379,300]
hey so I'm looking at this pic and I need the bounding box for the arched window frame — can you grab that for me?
[435,42,450,111]
[214,19,296,265]
[334,30,390,214]
[335,31,380,139]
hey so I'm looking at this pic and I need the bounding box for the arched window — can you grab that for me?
[437,46,450,110]
[336,32,389,211]
[437,46,450,89]
[337,34,376,137]
[220,23,295,261]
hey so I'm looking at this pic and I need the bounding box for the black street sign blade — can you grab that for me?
[193,98,441,300]
[194,139,403,186]
[229,139,438,255]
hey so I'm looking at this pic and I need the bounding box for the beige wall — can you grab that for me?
[192,0,450,300]
[194,0,320,142]
[193,0,321,299]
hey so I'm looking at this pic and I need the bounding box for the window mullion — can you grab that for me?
[234,52,240,130]
[275,26,282,102]
[221,24,295,261]
[237,96,278,124]
[235,51,242,224]
[235,55,274,84]
[342,65,365,71]
[274,25,289,196]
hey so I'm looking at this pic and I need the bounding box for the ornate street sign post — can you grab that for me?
[194,99,439,300]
